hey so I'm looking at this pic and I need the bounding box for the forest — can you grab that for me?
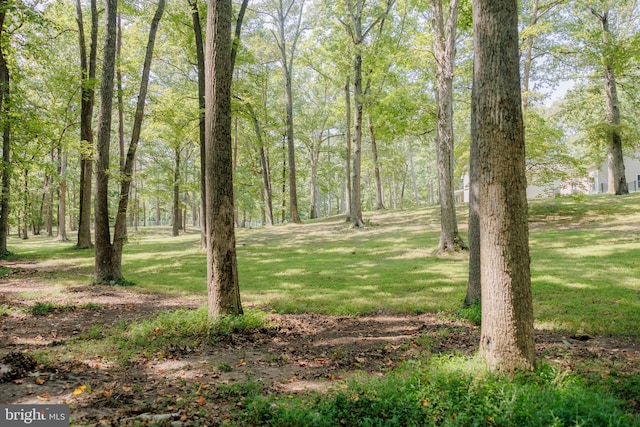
[0,0,639,425]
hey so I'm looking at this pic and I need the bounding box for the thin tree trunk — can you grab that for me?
[173,147,181,237]
[111,0,166,280]
[76,0,97,249]
[344,78,352,221]
[474,0,535,371]
[408,143,419,206]
[205,0,243,319]
[56,150,68,241]
[351,48,365,228]
[94,0,118,284]
[432,0,465,253]
[188,0,207,248]
[0,0,8,256]
[369,117,384,210]
[465,74,480,306]
[248,107,274,226]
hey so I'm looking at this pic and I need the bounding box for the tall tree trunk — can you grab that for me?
[111,0,166,280]
[248,106,274,226]
[117,14,125,172]
[189,0,207,248]
[205,0,243,319]
[173,147,181,237]
[465,75,480,306]
[408,143,419,206]
[368,117,384,210]
[473,0,535,371]
[344,78,352,221]
[56,150,68,241]
[273,0,304,224]
[432,0,465,253]
[0,0,10,256]
[76,0,97,249]
[94,0,118,284]
[351,48,365,228]
[591,9,628,195]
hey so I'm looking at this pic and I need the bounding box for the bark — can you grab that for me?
[248,106,274,226]
[172,147,181,237]
[205,0,243,319]
[351,46,365,227]
[189,0,207,247]
[76,0,97,249]
[0,0,9,256]
[473,0,535,371]
[117,13,125,172]
[344,78,352,221]
[368,117,384,210]
[345,0,394,228]
[273,0,304,224]
[432,0,465,253]
[94,0,118,284]
[56,150,68,241]
[111,0,166,279]
[465,75,480,306]
[408,143,419,206]
[591,9,628,195]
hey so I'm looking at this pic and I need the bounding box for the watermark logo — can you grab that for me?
[1,405,69,426]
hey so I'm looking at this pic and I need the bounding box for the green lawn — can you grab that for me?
[6,192,640,337]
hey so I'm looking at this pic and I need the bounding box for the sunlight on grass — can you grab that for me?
[4,193,640,337]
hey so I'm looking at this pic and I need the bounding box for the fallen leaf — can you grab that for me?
[102,390,113,399]
[35,377,45,385]
[197,395,205,406]
[236,359,246,367]
[73,385,87,396]
[37,391,51,401]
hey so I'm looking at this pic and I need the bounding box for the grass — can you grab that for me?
[239,356,637,426]
[4,195,640,424]
[6,193,640,337]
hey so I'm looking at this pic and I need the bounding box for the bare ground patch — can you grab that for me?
[1,261,639,426]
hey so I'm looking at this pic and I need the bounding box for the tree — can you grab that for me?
[264,0,306,223]
[76,0,98,249]
[591,7,627,195]
[95,0,166,284]
[431,0,466,253]
[473,0,535,370]
[342,0,395,228]
[0,0,10,257]
[205,0,243,318]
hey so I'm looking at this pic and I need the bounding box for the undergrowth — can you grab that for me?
[239,356,637,427]
[75,306,270,363]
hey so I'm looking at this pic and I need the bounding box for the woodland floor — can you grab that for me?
[1,260,640,426]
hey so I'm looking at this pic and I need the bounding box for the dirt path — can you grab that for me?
[1,262,639,426]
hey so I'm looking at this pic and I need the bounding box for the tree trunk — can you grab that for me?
[351,48,365,228]
[408,143,419,207]
[94,0,118,284]
[590,9,627,195]
[56,150,68,241]
[0,1,10,256]
[111,0,166,279]
[205,0,243,319]
[465,75,480,306]
[473,0,535,371]
[248,107,274,226]
[432,0,465,253]
[275,1,303,224]
[368,117,384,210]
[173,147,181,237]
[76,0,97,249]
[344,78,352,221]
[189,0,207,248]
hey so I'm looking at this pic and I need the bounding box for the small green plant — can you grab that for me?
[455,301,481,326]
[217,362,232,372]
[31,301,60,316]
